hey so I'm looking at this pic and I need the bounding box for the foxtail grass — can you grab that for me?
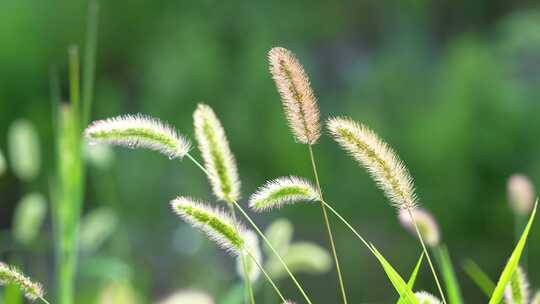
[0,262,49,304]
[269,46,348,304]
[327,116,447,303]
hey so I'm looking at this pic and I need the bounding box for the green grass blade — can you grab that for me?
[82,0,99,126]
[488,200,538,304]
[435,245,464,304]
[370,244,419,304]
[397,252,424,304]
[462,259,495,297]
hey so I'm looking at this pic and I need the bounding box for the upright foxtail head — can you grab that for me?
[0,262,44,301]
[249,176,320,212]
[504,266,530,304]
[327,117,417,210]
[507,174,535,216]
[85,114,191,159]
[398,208,440,247]
[193,103,240,203]
[268,47,320,145]
[415,291,442,304]
[170,197,246,256]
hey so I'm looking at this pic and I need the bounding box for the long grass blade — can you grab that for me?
[462,259,495,297]
[435,245,464,304]
[488,200,538,304]
[397,253,424,304]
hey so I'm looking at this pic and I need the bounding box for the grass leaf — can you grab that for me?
[462,259,495,297]
[435,245,464,304]
[397,252,424,304]
[488,200,537,304]
[370,244,419,304]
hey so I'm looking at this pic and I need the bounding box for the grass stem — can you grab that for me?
[229,204,255,304]
[246,250,286,303]
[186,153,313,304]
[308,145,348,304]
[407,209,447,304]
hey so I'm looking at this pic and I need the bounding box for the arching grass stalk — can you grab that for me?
[308,145,348,304]
[245,249,287,303]
[229,204,256,304]
[186,154,313,304]
[408,210,447,304]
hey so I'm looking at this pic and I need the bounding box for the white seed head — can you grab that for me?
[268,47,320,145]
[85,114,191,159]
[415,291,442,304]
[508,174,535,216]
[504,266,530,304]
[398,208,440,247]
[283,301,296,304]
[0,262,44,301]
[249,176,320,212]
[193,103,240,203]
[170,197,246,256]
[236,230,262,282]
[156,289,215,304]
[327,117,417,210]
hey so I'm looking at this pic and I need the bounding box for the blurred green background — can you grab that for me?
[1,0,540,303]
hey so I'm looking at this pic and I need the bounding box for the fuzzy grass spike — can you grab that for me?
[85,114,191,159]
[193,103,240,203]
[0,262,44,301]
[249,176,320,211]
[268,47,320,145]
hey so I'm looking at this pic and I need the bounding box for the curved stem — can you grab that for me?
[229,204,255,304]
[246,249,287,303]
[308,145,348,304]
[186,153,313,304]
[319,200,372,250]
[408,209,447,304]
[232,200,313,304]
[40,297,51,304]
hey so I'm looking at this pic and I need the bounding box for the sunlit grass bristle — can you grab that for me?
[249,176,320,212]
[399,208,440,247]
[327,116,417,211]
[85,114,191,159]
[170,197,246,256]
[504,266,530,304]
[415,291,442,304]
[193,103,241,203]
[268,47,320,145]
[0,262,44,301]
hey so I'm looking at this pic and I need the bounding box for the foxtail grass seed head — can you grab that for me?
[327,117,417,210]
[249,176,320,212]
[193,103,240,202]
[0,262,44,301]
[236,230,262,282]
[283,301,296,304]
[85,114,191,159]
[507,174,535,216]
[268,47,320,145]
[398,208,440,247]
[504,266,530,304]
[157,289,215,304]
[170,197,246,256]
[415,291,442,304]
[8,119,41,181]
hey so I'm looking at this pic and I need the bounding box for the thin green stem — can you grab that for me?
[245,249,286,303]
[82,0,99,126]
[186,154,313,304]
[408,209,447,304]
[229,204,255,304]
[68,46,80,119]
[40,296,51,304]
[308,145,348,304]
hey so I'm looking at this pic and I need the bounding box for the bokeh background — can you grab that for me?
[1,0,540,303]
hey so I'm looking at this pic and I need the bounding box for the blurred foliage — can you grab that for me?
[0,0,540,303]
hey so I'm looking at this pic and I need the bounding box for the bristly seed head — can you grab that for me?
[398,208,440,247]
[268,47,320,145]
[193,103,241,203]
[415,291,442,304]
[327,116,417,210]
[170,196,246,256]
[249,176,320,212]
[84,114,191,159]
[507,174,535,216]
[0,262,44,301]
[505,266,530,304]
